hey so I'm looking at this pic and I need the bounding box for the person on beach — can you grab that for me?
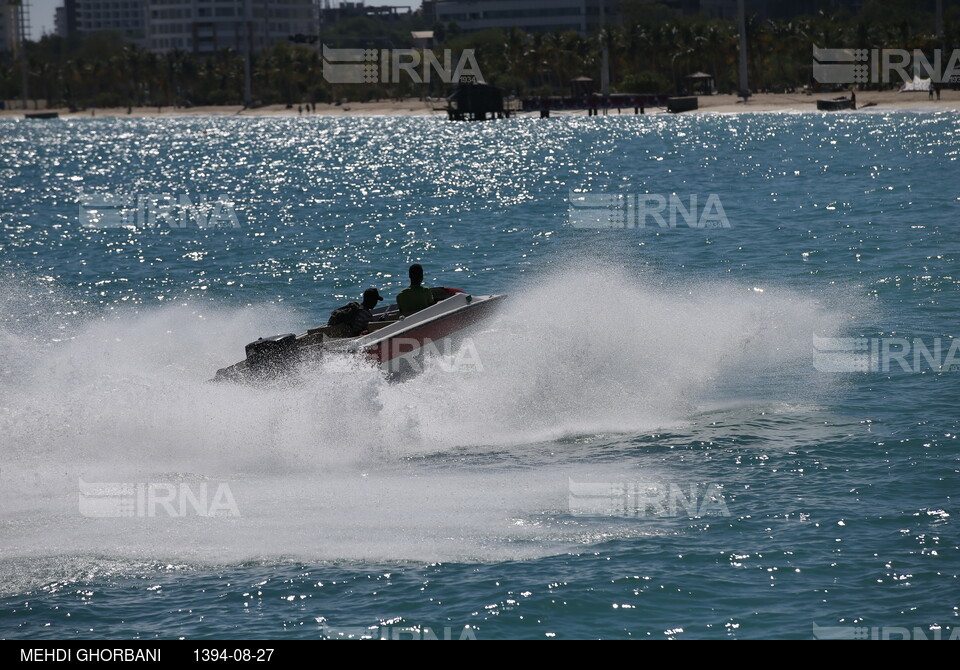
[396,264,436,316]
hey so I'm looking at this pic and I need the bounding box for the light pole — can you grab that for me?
[243,0,253,107]
[16,0,30,110]
[600,0,609,99]
[737,0,749,101]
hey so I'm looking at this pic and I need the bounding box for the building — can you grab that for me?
[430,0,878,33]
[434,0,615,34]
[55,4,68,37]
[0,2,8,54]
[697,1,871,19]
[64,0,147,44]
[55,0,315,53]
[1,0,23,54]
[146,0,316,53]
[320,1,410,24]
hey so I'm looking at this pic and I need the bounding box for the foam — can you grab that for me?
[0,266,855,588]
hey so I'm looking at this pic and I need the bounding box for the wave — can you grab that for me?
[0,265,857,586]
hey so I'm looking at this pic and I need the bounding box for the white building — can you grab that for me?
[434,0,614,34]
[67,0,147,44]
[57,0,315,53]
[146,0,315,54]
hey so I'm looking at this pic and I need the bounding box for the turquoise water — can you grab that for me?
[0,113,957,639]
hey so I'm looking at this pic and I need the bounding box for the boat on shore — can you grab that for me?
[213,289,506,382]
[817,97,856,111]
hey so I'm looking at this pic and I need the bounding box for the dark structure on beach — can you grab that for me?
[817,96,856,111]
[445,82,509,121]
[667,96,699,113]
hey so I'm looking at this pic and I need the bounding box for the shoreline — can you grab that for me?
[3,90,959,119]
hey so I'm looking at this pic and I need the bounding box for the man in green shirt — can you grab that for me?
[396,263,436,316]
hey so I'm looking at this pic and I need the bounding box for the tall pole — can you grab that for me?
[317,0,324,55]
[936,0,943,38]
[599,0,609,117]
[737,0,748,101]
[243,0,252,107]
[18,0,30,109]
[600,0,609,98]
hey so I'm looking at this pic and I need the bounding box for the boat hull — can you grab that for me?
[817,98,855,111]
[213,293,506,382]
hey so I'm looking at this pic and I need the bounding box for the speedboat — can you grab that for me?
[213,288,506,382]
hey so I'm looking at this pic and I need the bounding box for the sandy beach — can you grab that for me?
[695,89,960,113]
[3,89,959,118]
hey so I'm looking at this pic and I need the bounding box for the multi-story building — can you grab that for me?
[430,0,899,31]
[55,4,68,37]
[64,0,147,44]
[0,1,8,54]
[320,1,409,24]
[697,1,871,20]
[55,0,315,53]
[434,0,615,34]
[146,0,315,53]
[1,0,23,54]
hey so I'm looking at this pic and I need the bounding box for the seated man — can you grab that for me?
[396,264,436,317]
[327,287,384,336]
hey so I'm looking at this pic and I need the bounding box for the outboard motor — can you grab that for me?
[244,333,298,375]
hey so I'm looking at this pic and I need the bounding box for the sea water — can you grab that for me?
[0,112,957,639]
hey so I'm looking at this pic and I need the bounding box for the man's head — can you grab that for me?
[409,264,424,287]
[362,288,384,309]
